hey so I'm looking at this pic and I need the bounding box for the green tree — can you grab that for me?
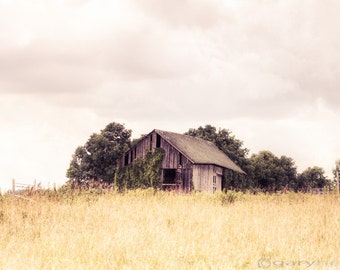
[185,125,251,190]
[332,160,340,191]
[65,146,89,185]
[66,122,131,184]
[297,166,329,192]
[248,151,298,192]
[278,155,298,190]
[249,151,278,191]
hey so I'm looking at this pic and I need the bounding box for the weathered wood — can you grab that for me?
[192,165,222,193]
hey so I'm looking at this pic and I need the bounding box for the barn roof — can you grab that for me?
[154,129,245,174]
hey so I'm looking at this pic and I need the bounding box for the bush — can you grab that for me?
[216,190,242,205]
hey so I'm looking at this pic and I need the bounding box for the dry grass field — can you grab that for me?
[0,190,339,270]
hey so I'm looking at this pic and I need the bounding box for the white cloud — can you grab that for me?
[1,0,340,190]
[132,0,223,29]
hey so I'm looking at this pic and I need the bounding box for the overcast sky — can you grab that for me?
[1,0,339,191]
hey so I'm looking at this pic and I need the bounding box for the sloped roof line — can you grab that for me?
[153,129,245,174]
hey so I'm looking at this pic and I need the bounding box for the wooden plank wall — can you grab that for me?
[122,133,153,166]
[181,168,193,192]
[159,137,192,169]
[192,165,222,193]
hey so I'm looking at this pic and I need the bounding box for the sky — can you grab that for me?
[1,0,339,191]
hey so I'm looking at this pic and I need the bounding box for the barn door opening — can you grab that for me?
[162,169,176,188]
[162,168,185,191]
[163,168,183,191]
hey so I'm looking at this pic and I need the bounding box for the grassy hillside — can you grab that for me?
[0,190,339,269]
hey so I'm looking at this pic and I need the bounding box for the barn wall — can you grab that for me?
[192,165,222,193]
[121,133,154,166]
[158,136,192,169]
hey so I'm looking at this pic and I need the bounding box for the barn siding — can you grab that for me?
[122,133,154,166]
[192,164,222,193]
[159,137,191,169]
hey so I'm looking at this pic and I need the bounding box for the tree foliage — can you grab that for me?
[66,122,131,184]
[296,166,330,192]
[248,151,298,192]
[333,159,340,189]
[334,160,340,175]
[115,148,165,191]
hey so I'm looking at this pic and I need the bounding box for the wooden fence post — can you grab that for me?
[336,171,339,195]
[12,178,15,197]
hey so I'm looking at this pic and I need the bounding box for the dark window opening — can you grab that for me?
[163,169,176,184]
[124,154,129,166]
[179,153,183,166]
[134,147,137,159]
[150,135,153,150]
[130,151,133,163]
[156,134,161,148]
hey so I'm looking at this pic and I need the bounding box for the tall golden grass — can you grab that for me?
[0,190,339,269]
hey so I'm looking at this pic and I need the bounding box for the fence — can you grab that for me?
[11,178,41,194]
[11,179,42,201]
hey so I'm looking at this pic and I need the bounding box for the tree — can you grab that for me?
[248,151,298,192]
[185,125,251,190]
[333,160,340,177]
[332,160,340,192]
[65,146,89,184]
[277,155,298,190]
[66,122,132,184]
[296,166,329,192]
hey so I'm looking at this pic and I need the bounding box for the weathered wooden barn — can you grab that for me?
[121,129,245,193]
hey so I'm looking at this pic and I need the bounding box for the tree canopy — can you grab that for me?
[333,160,340,180]
[333,160,340,192]
[248,151,298,192]
[296,166,330,192]
[66,122,131,184]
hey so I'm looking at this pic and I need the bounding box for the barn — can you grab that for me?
[121,129,245,193]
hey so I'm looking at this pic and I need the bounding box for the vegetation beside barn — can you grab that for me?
[115,148,165,191]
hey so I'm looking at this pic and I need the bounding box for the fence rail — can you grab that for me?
[11,178,41,197]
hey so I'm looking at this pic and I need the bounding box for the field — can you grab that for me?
[0,190,339,270]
